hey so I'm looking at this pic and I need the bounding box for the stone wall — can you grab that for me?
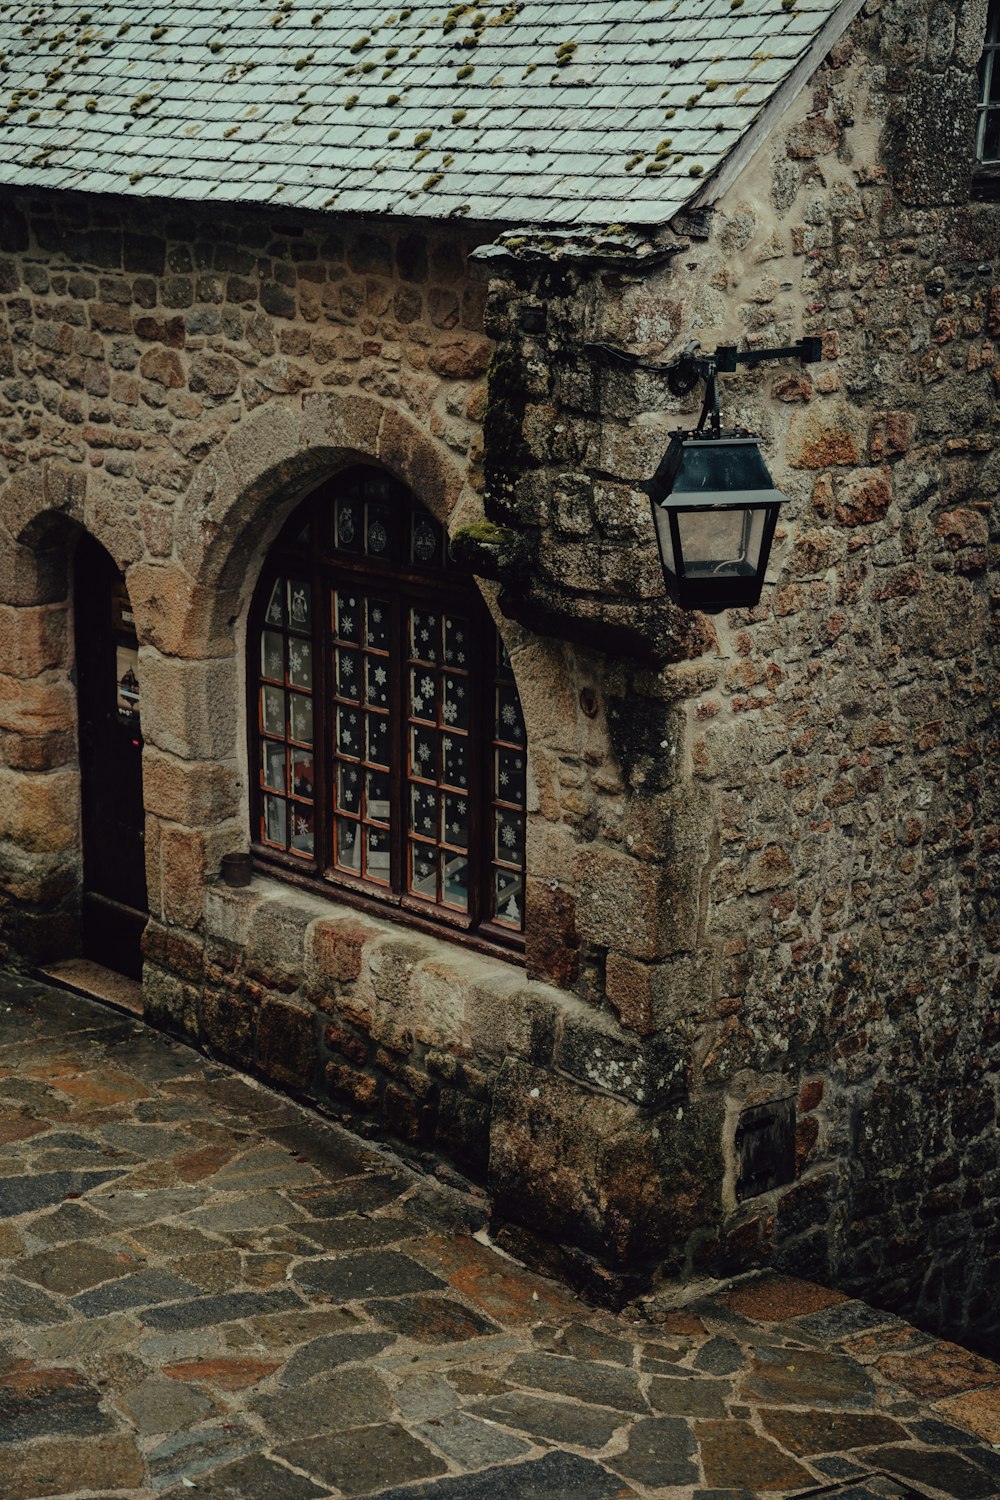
[468,0,999,1350]
[0,0,996,1349]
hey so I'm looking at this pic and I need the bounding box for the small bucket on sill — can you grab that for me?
[220,852,253,888]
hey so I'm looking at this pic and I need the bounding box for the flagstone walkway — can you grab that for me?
[2,971,999,1500]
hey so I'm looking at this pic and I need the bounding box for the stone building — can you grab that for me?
[0,0,997,1352]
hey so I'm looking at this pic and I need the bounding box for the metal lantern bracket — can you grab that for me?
[585,335,823,438]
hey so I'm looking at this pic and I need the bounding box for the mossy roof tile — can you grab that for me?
[0,0,859,226]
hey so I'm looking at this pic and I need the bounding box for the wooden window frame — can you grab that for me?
[247,466,526,961]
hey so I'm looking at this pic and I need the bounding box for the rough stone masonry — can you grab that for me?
[0,0,997,1354]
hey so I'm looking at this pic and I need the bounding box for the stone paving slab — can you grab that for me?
[2,970,1000,1500]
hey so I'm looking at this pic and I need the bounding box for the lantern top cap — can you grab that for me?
[641,429,792,511]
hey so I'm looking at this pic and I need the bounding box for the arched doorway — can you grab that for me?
[74,534,148,978]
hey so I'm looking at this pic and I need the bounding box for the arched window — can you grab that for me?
[248,466,527,949]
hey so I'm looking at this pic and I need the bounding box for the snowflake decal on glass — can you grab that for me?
[499,770,509,787]
[340,616,354,637]
[420,675,434,698]
[371,606,381,622]
[340,656,354,678]
[443,701,457,725]
[374,665,387,686]
[416,741,431,764]
[501,823,518,849]
[422,816,433,831]
[501,704,518,728]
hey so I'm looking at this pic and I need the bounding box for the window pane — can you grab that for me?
[496,683,525,745]
[336,497,361,552]
[411,512,440,565]
[366,768,391,825]
[410,784,437,837]
[366,657,390,707]
[410,726,438,779]
[493,866,523,930]
[366,502,392,557]
[443,733,468,789]
[442,851,469,911]
[335,589,360,642]
[366,824,390,883]
[496,746,526,803]
[261,685,285,737]
[288,579,311,630]
[336,818,361,872]
[337,706,360,758]
[366,598,390,650]
[289,694,313,745]
[288,637,312,690]
[290,803,314,855]
[367,712,389,767]
[264,794,287,847]
[410,845,437,901]
[338,763,361,812]
[442,675,469,731]
[442,793,468,849]
[265,577,285,626]
[411,667,437,722]
[444,614,469,666]
[337,647,360,699]
[495,808,525,865]
[291,750,314,800]
[261,630,284,681]
[411,610,438,663]
[262,741,286,793]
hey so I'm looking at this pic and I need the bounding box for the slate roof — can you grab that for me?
[0,0,853,227]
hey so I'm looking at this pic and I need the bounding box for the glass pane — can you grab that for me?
[366,768,391,825]
[443,733,468,789]
[336,497,361,551]
[410,610,438,663]
[366,656,390,707]
[287,579,311,630]
[265,577,285,626]
[985,108,1000,160]
[335,590,360,643]
[261,685,285,737]
[496,684,525,744]
[411,667,437,722]
[337,647,360,699]
[442,675,469,731]
[410,844,437,901]
[291,750,314,800]
[290,803,314,855]
[288,637,312,690]
[410,726,437,778]
[496,746,526,804]
[366,712,389,767]
[336,818,361,872]
[410,783,437,836]
[366,598,390,650]
[338,763,361,812]
[337,706,360,757]
[495,807,525,864]
[675,506,766,578]
[262,740,286,792]
[366,824,390,882]
[264,794,287,846]
[444,614,469,666]
[261,630,284,682]
[411,512,439,565]
[289,693,313,745]
[442,851,468,911]
[366,502,391,557]
[493,866,523,929]
[441,793,468,849]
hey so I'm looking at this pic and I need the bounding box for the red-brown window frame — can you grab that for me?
[247,466,527,959]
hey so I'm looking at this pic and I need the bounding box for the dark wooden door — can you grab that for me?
[74,535,148,978]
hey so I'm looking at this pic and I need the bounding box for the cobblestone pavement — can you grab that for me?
[2,972,1000,1500]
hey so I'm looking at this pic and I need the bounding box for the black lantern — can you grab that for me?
[641,431,789,613]
[585,335,821,614]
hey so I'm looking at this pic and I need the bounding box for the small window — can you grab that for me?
[976,0,1000,174]
[249,466,527,949]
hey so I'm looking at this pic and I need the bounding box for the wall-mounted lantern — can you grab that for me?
[587,336,823,613]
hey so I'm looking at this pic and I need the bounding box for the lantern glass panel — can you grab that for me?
[675,505,767,579]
